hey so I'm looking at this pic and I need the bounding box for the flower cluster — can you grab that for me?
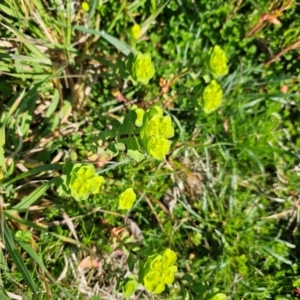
[200,80,223,114]
[123,278,139,298]
[131,53,155,85]
[208,45,229,77]
[211,293,228,300]
[118,188,137,210]
[68,164,104,201]
[81,2,89,12]
[130,24,141,39]
[140,105,174,160]
[142,249,177,294]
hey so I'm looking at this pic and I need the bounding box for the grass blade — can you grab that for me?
[17,239,77,300]
[3,163,62,187]
[0,22,51,64]
[2,222,37,295]
[13,179,54,210]
[0,292,11,300]
[74,26,133,56]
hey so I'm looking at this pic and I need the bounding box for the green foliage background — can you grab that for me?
[0,0,300,299]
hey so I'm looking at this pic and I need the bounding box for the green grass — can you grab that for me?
[0,0,300,299]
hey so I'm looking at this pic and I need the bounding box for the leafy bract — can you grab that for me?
[200,80,223,114]
[140,105,174,160]
[130,53,155,85]
[57,162,104,201]
[118,187,137,210]
[208,45,229,77]
[141,249,177,294]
